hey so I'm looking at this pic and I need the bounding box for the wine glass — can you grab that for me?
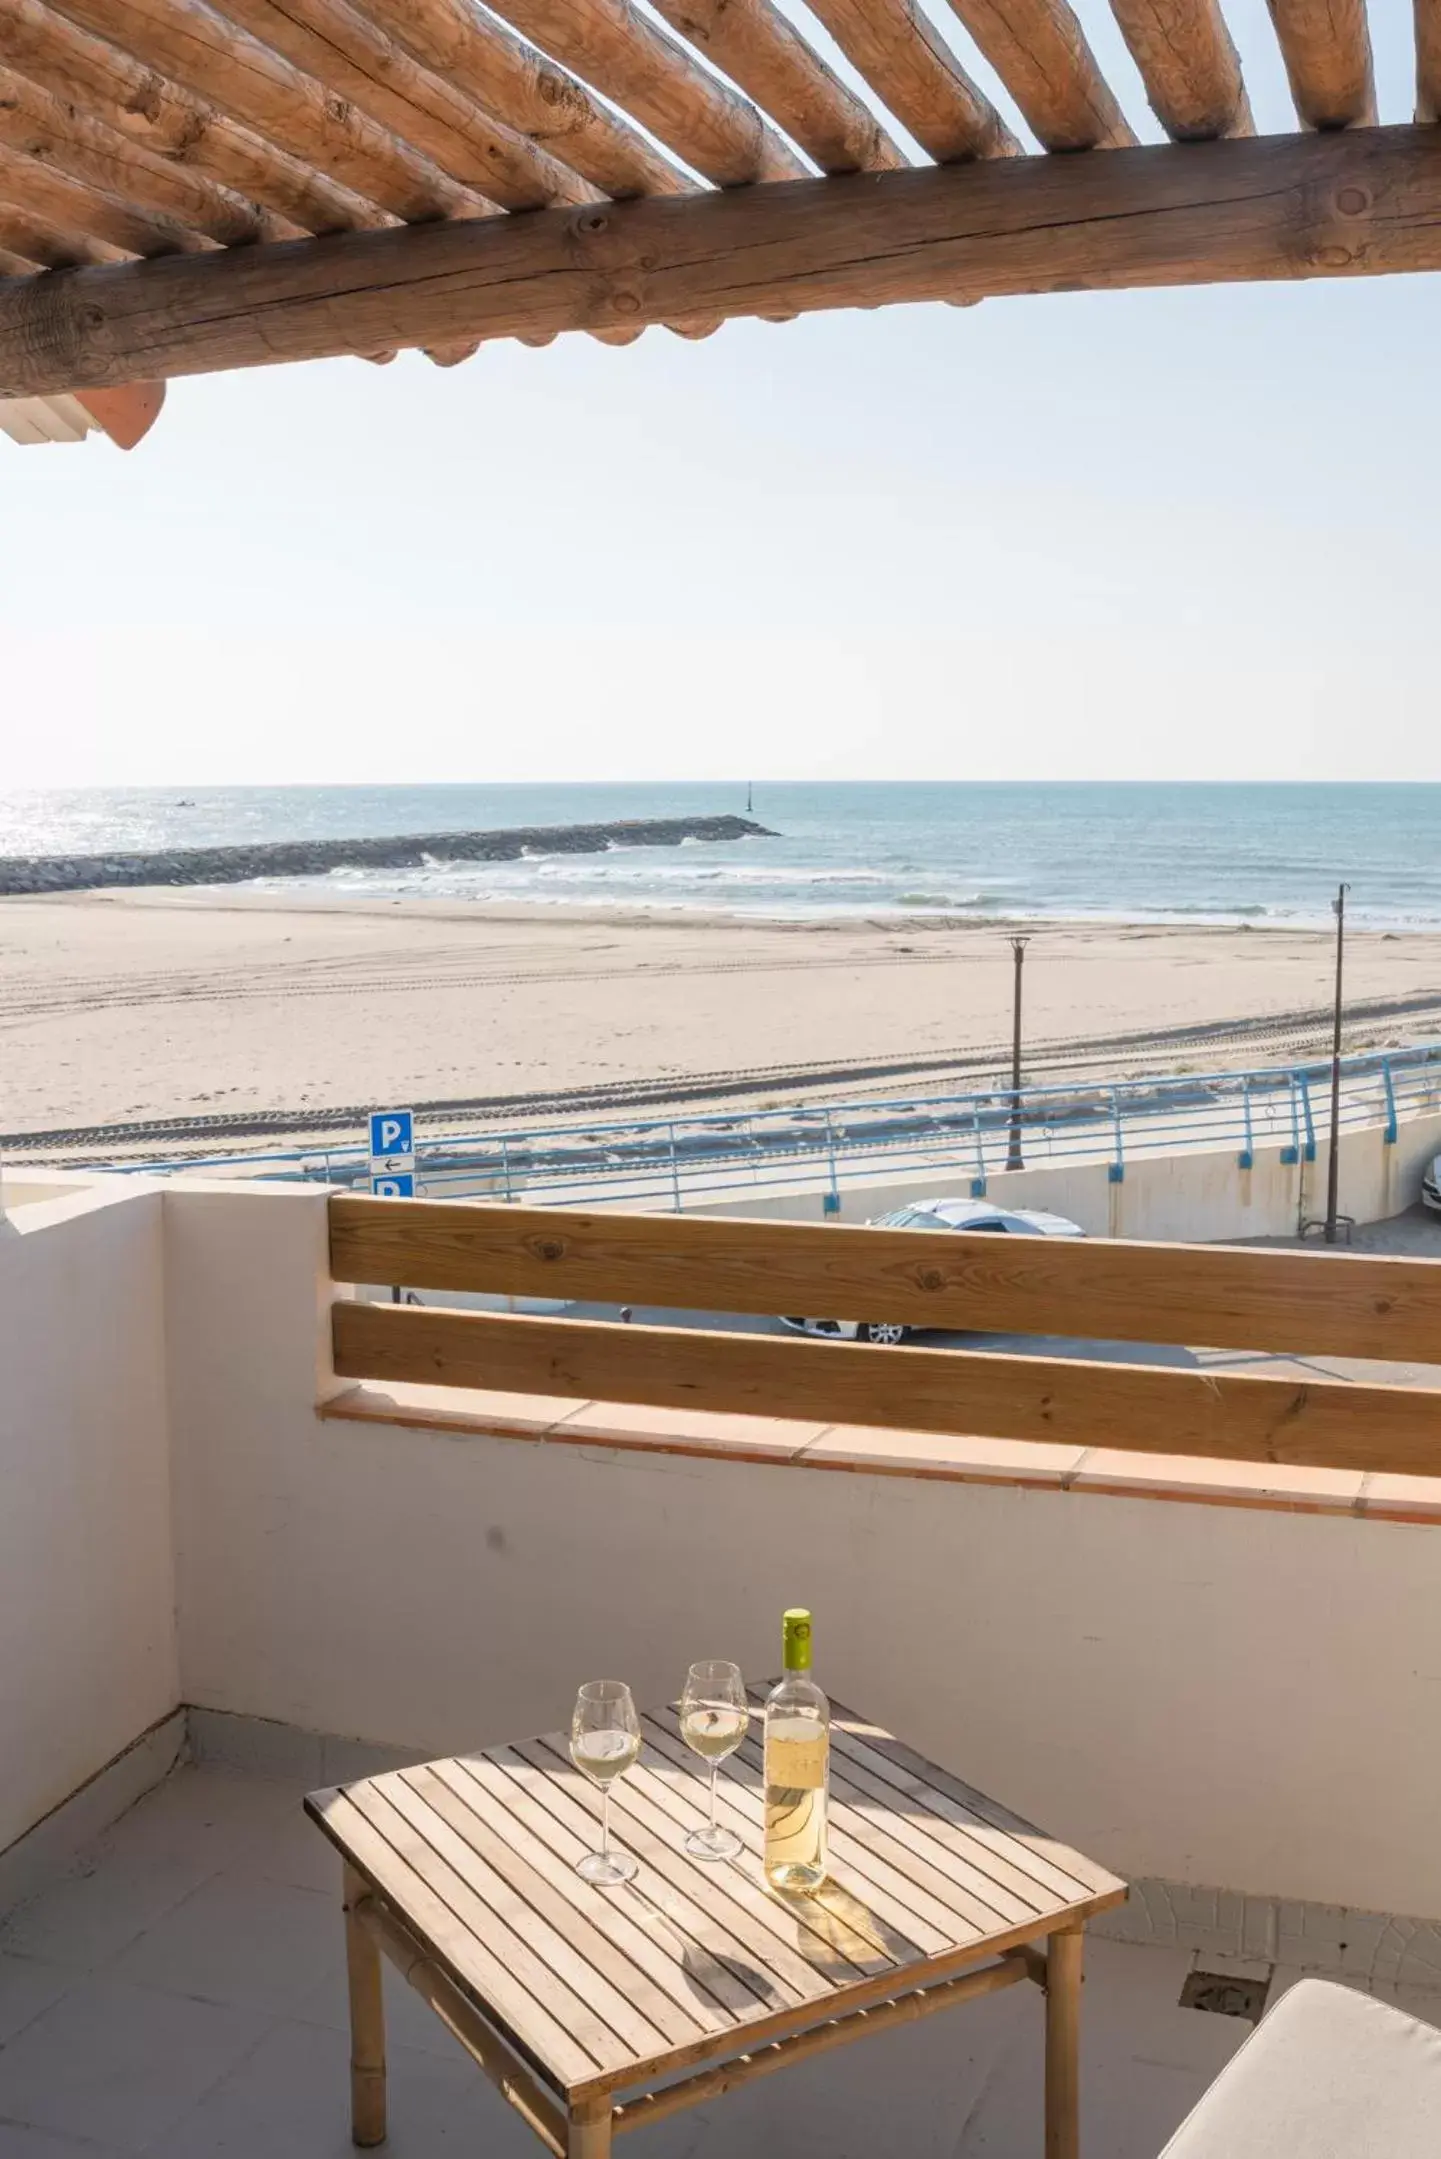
[679,1660,747,1861]
[570,1681,641,1886]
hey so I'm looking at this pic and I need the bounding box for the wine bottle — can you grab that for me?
[763,1608,829,1890]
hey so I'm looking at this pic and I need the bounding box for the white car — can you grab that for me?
[1423,1157,1441,1214]
[781,1197,1087,1346]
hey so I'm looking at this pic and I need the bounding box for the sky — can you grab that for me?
[1,0,1436,788]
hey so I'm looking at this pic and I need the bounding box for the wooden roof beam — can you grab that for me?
[352,0,690,199]
[1421,0,1441,123]
[646,0,907,174]
[4,129,1439,397]
[799,0,1018,164]
[0,142,208,254]
[1266,0,1376,130]
[0,0,388,233]
[53,0,497,222]
[0,64,297,244]
[216,0,597,207]
[1108,0,1253,139]
[940,0,1135,149]
[486,0,807,186]
[0,201,123,266]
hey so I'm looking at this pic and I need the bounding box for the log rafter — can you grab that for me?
[0,63,295,244]
[1108,0,1253,140]
[0,139,208,254]
[1265,0,1376,132]
[351,0,690,200]
[215,0,599,207]
[1421,1,1441,125]
[0,0,390,234]
[52,0,498,223]
[800,0,1018,164]
[484,0,808,186]
[646,0,907,174]
[939,0,1136,150]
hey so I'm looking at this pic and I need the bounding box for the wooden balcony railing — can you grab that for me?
[328,1197,1441,1478]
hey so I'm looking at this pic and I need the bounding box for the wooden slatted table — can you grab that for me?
[306,1697,1126,2158]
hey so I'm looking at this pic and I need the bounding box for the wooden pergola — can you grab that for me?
[0,0,1434,408]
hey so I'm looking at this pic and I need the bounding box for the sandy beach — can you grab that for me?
[4,887,1441,1150]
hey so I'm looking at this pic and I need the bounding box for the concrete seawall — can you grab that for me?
[0,815,776,896]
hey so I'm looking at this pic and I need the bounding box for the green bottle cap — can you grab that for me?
[782,1608,813,1672]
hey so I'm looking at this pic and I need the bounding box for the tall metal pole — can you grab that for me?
[1324,883,1349,1245]
[1006,936,1030,1172]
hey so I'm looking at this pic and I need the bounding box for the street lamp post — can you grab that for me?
[1006,935,1030,1172]
[1324,882,1350,1245]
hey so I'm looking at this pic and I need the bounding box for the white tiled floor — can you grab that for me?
[0,1763,1436,2159]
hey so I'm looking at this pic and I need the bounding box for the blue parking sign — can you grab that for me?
[370,1172,415,1199]
[369,1109,414,1162]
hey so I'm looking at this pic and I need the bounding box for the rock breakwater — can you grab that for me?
[0,815,777,896]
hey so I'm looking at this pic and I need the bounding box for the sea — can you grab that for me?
[2,782,1439,932]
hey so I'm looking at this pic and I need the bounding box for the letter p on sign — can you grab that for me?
[368,1109,415,1164]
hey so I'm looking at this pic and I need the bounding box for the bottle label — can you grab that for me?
[766,1725,827,1790]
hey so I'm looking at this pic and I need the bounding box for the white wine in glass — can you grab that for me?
[680,1660,747,1861]
[570,1681,641,1886]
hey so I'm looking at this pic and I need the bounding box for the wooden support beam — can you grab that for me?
[0,141,206,255]
[1266,0,1376,130]
[647,0,906,174]
[612,1958,1028,2133]
[54,0,496,223]
[0,0,388,234]
[330,1300,1441,1478]
[1108,0,1253,139]
[939,0,1136,149]
[801,0,1018,163]
[218,0,597,208]
[327,1194,1441,1363]
[1420,1,1441,123]
[487,0,807,186]
[353,0,690,199]
[5,129,1441,395]
[0,65,294,245]
[0,199,121,265]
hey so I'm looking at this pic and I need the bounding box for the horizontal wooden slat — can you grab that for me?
[7,129,1441,394]
[329,1195,1441,1363]
[612,1954,1028,2134]
[331,1300,1441,1477]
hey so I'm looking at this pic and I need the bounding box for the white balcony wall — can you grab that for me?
[0,1185,177,1852]
[159,1178,1441,1924]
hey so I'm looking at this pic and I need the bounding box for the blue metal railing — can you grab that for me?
[95,1042,1441,1213]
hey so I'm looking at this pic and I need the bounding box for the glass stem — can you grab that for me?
[601,1785,611,1863]
[709,1763,719,1836]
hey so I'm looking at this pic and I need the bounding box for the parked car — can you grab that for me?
[1423,1156,1441,1214]
[780,1196,1087,1345]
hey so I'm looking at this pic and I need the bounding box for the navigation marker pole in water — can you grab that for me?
[1324,886,1350,1246]
[1006,936,1030,1172]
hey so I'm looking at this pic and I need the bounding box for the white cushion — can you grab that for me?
[1161,1978,1441,2156]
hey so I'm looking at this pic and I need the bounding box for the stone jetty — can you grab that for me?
[0,815,777,896]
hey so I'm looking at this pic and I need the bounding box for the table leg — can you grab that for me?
[344,1866,387,2147]
[568,2100,613,2156]
[1045,1924,1084,2159]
